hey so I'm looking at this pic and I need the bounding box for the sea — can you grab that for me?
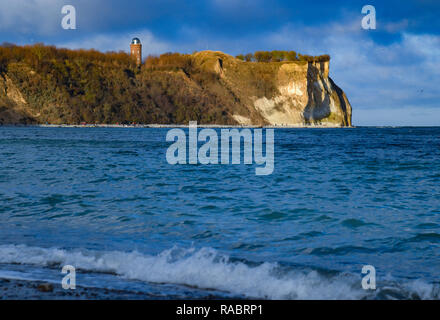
[0,126,439,299]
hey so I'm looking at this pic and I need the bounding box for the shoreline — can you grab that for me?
[0,277,234,300]
[1,123,356,129]
[0,277,155,300]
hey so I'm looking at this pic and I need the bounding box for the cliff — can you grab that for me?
[0,46,351,126]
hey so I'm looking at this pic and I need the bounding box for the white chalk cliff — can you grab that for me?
[194,51,352,127]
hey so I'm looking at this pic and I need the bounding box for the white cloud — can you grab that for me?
[0,0,61,35]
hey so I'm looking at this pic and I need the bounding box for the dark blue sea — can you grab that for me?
[0,127,439,299]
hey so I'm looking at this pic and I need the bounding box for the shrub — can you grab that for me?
[244,53,254,62]
[234,50,328,63]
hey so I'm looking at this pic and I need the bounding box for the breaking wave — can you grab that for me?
[0,244,438,300]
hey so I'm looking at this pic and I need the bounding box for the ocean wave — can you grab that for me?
[0,244,437,300]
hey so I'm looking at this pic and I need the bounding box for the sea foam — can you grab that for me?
[0,244,437,300]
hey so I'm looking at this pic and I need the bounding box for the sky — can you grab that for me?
[0,0,439,126]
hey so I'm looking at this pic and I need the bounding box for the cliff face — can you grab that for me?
[193,51,352,127]
[0,49,351,126]
[0,74,36,124]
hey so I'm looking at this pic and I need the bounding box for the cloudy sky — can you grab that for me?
[0,0,439,126]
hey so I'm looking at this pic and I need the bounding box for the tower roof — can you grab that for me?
[131,38,141,44]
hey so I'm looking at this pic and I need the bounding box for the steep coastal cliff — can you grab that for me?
[0,46,351,126]
[194,51,352,126]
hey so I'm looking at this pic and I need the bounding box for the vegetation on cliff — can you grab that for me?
[235,51,330,63]
[0,44,247,124]
[0,44,350,126]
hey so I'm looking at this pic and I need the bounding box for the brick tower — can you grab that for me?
[130,38,142,66]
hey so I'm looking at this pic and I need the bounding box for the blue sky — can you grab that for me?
[0,0,439,126]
